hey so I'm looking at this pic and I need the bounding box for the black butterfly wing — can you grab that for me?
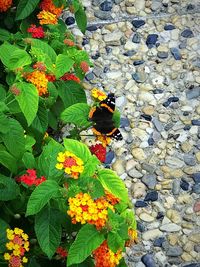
[108,128,123,140]
[99,93,115,112]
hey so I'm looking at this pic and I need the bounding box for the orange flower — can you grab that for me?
[0,0,12,12]
[25,70,48,96]
[64,39,75,46]
[67,193,114,229]
[39,0,64,17]
[37,10,57,25]
[93,240,122,267]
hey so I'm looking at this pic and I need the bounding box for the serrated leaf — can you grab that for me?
[15,82,39,126]
[67,224,105,266]
[61,103,91,127]
[75,6,87,34]
[79,176,104,199]
[57,80,87,108]
[16,0,40,20]
[80,155,100,178]
[35,206,62,259]
[120,209,137,230]
[98,169,128,203]
[1,118,25,159]
[22,152,36,169]
[0,42,17,67]
[26,180,61,216]
[0,113,9,134]
[0,145,17,173]
[38,139,64,180]
[30,104,48,134]
[0,174,20,201]
[25,135,36,151]
[108,232,124,253]
[63,138,91,164]
[55,55,74,79]
[0,28,11,41]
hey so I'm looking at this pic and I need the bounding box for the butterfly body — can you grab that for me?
[89,93,123,140]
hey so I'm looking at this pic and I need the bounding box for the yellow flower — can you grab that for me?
[14,228,23,235]
[6,241,14,250]
[4,253,11,261]
[55,163,63,170]
[22,256,28,263]
[91,88,107,101]
[37,10,57,25]
[25,70,48,96]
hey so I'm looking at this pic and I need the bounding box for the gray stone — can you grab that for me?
[186,87,200,99]
[166,246,183,256]
[172,180,180,195]
[184,154,196,166]
[142,174,157,189]
[103,31,123,45]
[128,168,143,178]
[142,163,156,174]
[165,157,184,168]
[132,72,147,83]
[160,223,181,232]
[152,118,164,132]
[94,10,112,20]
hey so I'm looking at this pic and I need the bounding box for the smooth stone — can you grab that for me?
[144,191,158,202]
[124,50,136,56]
[131,20,145,29]
[160,223,181,232]
[192,173,200,183]
[135,200,148,208]
[166,246,183,256]
[94,10,112,20]
[165,157,184,168]
[105,151,115,164]
[194,245,200,253]
[153,237,165,247]
[182,264,200,267]
[112,160,125,176]
[99,1,113,11]
[184,154,196,166]
[168,96,179,102]
[141,254,156,267]
[170,47,182,60]
[120,117,130,128]
[137,221,146,232]
[164,24,176,30]
[85,72,94,81]
[86,25,98,31]
[141,114,152,121]
[142,163,156,174]
[103,31,123,45]
[132,148,147,160]
[132,33,141,43]
[134,0,145,10]
[180,179,189,191]
[128,168,143,178]
[132,182,146,198]
[191,120,200,126]
[133,60,145,66]
[146,34,158,47]
[186,87,200,99]
[132,72,147,83]
[141,174,157,189]
[181,29,194,38]
[172,180,180,195]
[152,118,163,132]
[142,229,163,241]
[148,138,155,146]
[193,199,200,212]
[193,184,200,194]
[139,213,154,222]
[157,51,168,59]
[65,16,75,25]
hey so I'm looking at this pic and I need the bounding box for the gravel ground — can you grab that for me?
[63,1,200,266]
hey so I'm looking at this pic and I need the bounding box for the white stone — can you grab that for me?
[139,213,155,222]
[160,223,181,232]
[106,71,122,79]
[134,0,145,10]
[142,229,163,241]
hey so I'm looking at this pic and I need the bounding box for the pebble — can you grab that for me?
[132,72,147,83]
[180,179,190,191]
[132,148,147,160]
[131,20,146,29]
[65,16,75,25]
[142,174,157,189]
[132,33,141,43]
[192,173,200,183]
[144,191,158,202]
[146,34,158,47]
[141,254,156,267]
[99,0,113,11]
[94,10,112,20]
[142,229,163,241]
[157,51,168,59]
[170,47,182,60]
[186,87,200,99]
[164,24,176,31]
[105,150,115,164]
[191,120,200,126]
[153,237,165,247]
[184,154,196,166]
[193,199,200,212]
[181,29,194,38]
[166,246,183,256]
[160,223,181,232]
[135,200,148,208]
[139,213,155,222]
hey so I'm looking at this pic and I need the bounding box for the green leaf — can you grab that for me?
[16,0,40,20]
[1,118,25,159]
[121,209,137,230]
[0,84,6,100]
[8,50,32,70]
[0,145,17,173]
[35,206,62,259]
[15,82,39,126]
[67,224,105,266]
[38,139,64,180]
[75,6,87,34]
[25,135,36,151]
[61,103,91,127]
[0,42,17,67]
[113,110,121,128]
[30,104,48,134]
[57,80,87,108]
[98,169,128,203]
[55,55,74,79]
[0,174,20,201]
[31,39,57,62]
[63,138,91,164]
[79,176,104,199]
[80,156,100,178]
[0,218,9,253]
[0,28,11,41]
[108,232,124,253]
[27,258,40,267]
[0,113,9,134]
[22,152,36,169]
[26,180,61,216]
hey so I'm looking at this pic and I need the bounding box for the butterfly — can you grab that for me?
[89,93,123,140]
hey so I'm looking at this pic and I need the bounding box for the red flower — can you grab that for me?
[80,61,89,73]
[56,247,68,258]
[60,73,80,83]
[64,39,74,46]
[90,144,106,163]
[27,24,45,38]
[46,74,56,82]
[33,62,46,71]
[17,169,46,186]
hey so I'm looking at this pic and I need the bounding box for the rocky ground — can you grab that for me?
[63,1,200,266]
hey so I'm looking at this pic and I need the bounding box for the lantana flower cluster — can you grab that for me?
[93,240,122,267]
[27,24,45,39]
[90,143,106,162]
[25,70,48,96]
[56,151,84,179]
[61,73,80,83]
[16,169,46,186]
[91,88,107,101]
[67,192,114,229]
[0,0,12,12]
[37,0,64,25]
[4,228,29,267]
[56,246,68,259]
